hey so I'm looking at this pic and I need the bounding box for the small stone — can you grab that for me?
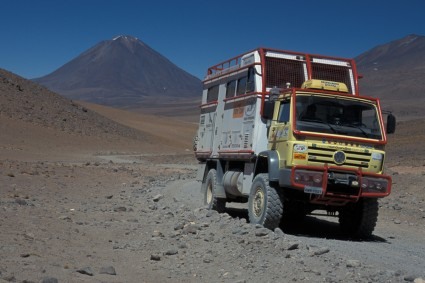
[414,278,425,283]
[394,219,401,224]
[255,228,270,237]
[113,206,127,212]
[287,242,299,250]
[76,267,94,276]
[346,259,361,268]
[404,274,423,283]
[404,274,419,282]
[312,247,330,256]
[153,194,163,202]
[164,249,178,256]
[150,254,161,261]
[152,230,164,237]
[203,257,213,263]
[274,227,285,238]
[174,223,184,230]
[59,215,72,221]
[99,266,116,275]
[183,224,200,234]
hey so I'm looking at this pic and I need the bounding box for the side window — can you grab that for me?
[236,76,247,96]
[207,85,219,102]
[278,101,290,123]
[246,67,255,93]
[226,80,236,98]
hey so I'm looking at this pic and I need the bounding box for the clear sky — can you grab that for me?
[1,0,424,80]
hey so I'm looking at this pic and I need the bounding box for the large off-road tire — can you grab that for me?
[248,173,283,230]
[204,169,226,213]
[339,198,379,239]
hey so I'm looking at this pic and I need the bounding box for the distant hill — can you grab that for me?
[355,34,425,119]
[34,35,202,108]
[0,68,143,140]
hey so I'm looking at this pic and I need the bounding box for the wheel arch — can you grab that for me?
[254,150,280,182]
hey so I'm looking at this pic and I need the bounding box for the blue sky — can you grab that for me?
[1,0,424,80]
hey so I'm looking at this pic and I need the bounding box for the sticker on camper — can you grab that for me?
[233,106,244,118]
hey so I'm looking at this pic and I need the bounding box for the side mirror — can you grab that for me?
[262,101,274,120]
[386,113,396,134]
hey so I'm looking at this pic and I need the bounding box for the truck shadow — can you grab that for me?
[225,207,387,243]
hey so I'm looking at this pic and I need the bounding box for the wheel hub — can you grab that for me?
[206,183,213,204]
[253,188,264,217]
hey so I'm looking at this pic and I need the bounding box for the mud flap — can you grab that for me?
[196,163,207,182]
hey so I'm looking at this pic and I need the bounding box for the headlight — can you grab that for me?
[293,169,323,187]
[361,177,389,193]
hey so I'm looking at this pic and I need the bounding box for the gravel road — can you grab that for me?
[1,156,424,283]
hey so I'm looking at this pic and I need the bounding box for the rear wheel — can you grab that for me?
[248,173,283,230]
[204,169,226,213]
[339,198,379,238]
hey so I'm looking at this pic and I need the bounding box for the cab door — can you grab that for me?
[269,100,291,151]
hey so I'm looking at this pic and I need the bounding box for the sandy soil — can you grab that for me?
[0,69,424,282]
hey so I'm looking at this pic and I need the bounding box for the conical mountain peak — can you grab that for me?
[33,36,201,107]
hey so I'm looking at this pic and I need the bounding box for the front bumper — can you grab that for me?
[278,164,391,205]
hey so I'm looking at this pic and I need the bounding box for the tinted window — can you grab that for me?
[207,85,219,102]
[278,101,290,123]
[246,67,255,93]
[226,80,236,98]
[236,77,247,96]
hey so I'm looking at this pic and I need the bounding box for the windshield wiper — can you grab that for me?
[342,124,369,138]
[313,120,338,134]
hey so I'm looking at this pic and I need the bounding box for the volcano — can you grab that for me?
[34,35,202,108]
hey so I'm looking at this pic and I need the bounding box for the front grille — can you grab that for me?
[308,147,371,168]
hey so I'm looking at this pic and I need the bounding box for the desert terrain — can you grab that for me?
[1,69,424,282]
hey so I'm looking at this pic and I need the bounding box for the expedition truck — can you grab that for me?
[194,48,396,238]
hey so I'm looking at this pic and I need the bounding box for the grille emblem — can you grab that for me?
[334,151,346,165]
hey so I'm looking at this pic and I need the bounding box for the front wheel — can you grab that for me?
[248,173,283,230]
[204,169,226,213]
[339,198,379,238]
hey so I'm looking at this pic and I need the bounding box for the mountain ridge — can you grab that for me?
[34,35,202,108]
[355,34,425,119]
[356,34,425,71]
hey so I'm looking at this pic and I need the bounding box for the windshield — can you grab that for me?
[295,94,382,140]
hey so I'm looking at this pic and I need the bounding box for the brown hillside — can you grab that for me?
[356,34,425,120]
[0,69,196,161]
[78,101,197,150]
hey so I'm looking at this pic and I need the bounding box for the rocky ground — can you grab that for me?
[0,147,424,283]
[0,69,424,282]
